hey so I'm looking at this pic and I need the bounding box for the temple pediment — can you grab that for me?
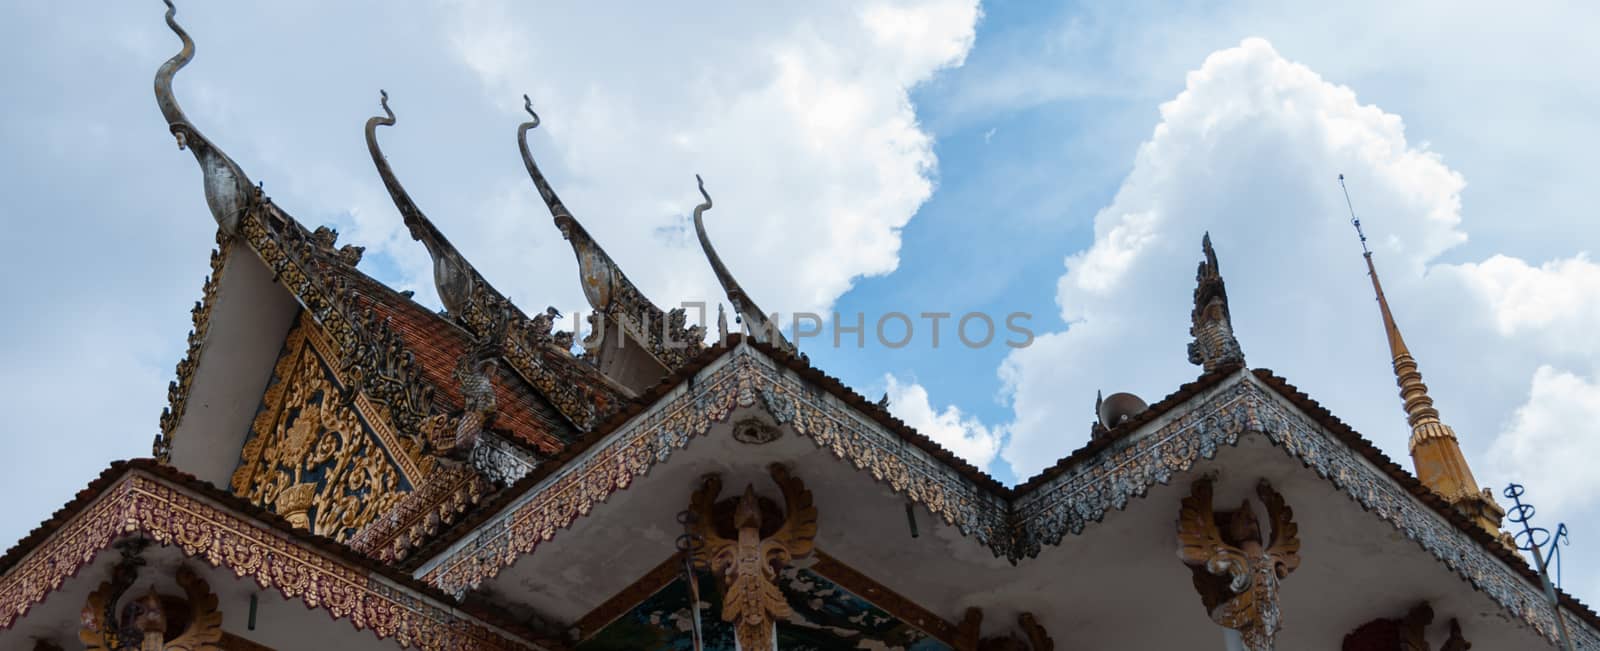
[404,341,1598,649]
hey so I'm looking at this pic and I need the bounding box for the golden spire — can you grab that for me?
[1343,175,1505,538]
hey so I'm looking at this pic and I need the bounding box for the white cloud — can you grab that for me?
[1489,366,1600,517]
[1442,254,1600,361]
[884,374,1002,468]
[1001,38,1480,479]
[993,40,1600,593]
[416,0,981,322]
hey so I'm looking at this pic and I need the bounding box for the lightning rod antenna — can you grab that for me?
[1339,174,1369,254]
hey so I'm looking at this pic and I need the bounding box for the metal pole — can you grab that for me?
[1531,544,1576,651]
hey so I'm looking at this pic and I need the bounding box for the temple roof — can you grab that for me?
[331,264,575,455]
[518,97,708,387]
[0,459,560,649]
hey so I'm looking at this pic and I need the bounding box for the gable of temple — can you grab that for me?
[229,314,417,542]
[7,4,1600,651]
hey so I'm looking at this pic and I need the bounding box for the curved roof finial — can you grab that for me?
[692,175,790,350]
[517,94,573,220]
[364,90,473,316]
[153,0,254,235]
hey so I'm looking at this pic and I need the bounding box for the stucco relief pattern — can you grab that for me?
[153,230,231,461]
[1015,377,1599,647]
[421,347,1007,597]
[1011,382,1253,558]
[418,350,1598,647]
[0,473,539,651]
[1248,384,1600,649]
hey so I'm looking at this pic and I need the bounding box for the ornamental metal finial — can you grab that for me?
[154,0,255,235]
[692,175,792,351]
[1503,483,1576,651]
[365,90,474,316]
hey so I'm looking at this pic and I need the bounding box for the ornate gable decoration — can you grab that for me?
[230,316,417,543]
[0,468,539,651]
[1188,233,1245,372]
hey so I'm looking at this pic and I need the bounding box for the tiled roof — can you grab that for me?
[333,266,575,455]
[0,459,559,647]
[1250,369,1600,631]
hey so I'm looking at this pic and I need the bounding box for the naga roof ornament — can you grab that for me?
[368,92,622,431]
[154,0,255,235]
[365,90,475,317]
[1188,232,1245,372]
[517,96,705,377]
[692,175,793,351]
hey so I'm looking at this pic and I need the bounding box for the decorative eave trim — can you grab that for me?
[237,206,437,440]
[0,467,545,651]
[415,346,1600,646]
[153,229,231,461]
[417,343,1008,596]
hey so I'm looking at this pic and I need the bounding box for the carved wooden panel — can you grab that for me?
[229,317,413,542]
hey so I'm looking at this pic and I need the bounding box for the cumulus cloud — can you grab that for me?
[1489,366,1600,516]
[992,41,1600,602]
[1442,254,1600,361]
[999,38,1480,479]
[0,1,979,550]
[884,374,1002,468]
[422,0,981,322]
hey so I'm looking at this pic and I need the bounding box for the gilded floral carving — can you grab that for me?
[229,319,411,543]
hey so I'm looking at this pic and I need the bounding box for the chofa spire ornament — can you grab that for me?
[692,175,792,351]
[1177,477,1300,651]
[1188,232,1245,372]
[518,95,705,386]
[686,464,818,651]
[1339,175,1505,539]
[154,0,256,235]
[366,90,476,316]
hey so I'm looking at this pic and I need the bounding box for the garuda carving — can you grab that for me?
[956,608,1055,651]
[1177,477,1300,651]
[687,464,818,651]
[79,542,222,651]
[1188,233,1245,372]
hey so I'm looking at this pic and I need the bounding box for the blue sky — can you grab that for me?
[3,0,1598,602]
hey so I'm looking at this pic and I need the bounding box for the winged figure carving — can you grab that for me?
[1177,477,1299,651]
[687,464,818,651]
[80,564,222,651]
